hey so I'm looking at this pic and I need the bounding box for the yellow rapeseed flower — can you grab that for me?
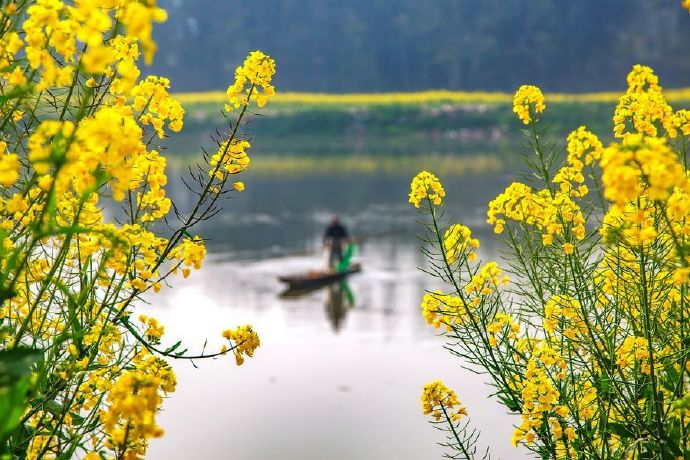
[420,291,472,330]
[513,85,546,124]
[4,193,27,214]
[131,76,185,137]
[465,261,508,298]
[486,313,519,347]
[421,380,468,422]
[100,352,176,456]
[600,134,688,206]
[613,65,672,138]
[551,126,603,198]
[408,170,445,208]
[222,325,260,365]
[443,224,479,264]
[668,109,690,138]
[117,0,168,65]
[615,336,651,374]
[0,141,19,187]
[226,50,276,110]
[487,182,585,244]
[170,235,206,278]
[512,343,567,447]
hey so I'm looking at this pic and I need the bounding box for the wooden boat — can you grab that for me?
[279,263,362,291]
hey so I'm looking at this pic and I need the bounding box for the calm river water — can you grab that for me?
[145,169,530,459]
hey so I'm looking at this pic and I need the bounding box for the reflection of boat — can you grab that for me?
[325,282,355,332]
[278,263,361,294]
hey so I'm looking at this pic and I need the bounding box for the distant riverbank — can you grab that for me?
[164,89,690,157]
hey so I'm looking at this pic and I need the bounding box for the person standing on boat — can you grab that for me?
[324,216,349,269]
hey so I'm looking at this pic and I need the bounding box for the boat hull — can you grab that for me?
[279,263,362,292]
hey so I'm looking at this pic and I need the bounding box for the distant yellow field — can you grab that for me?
[174,88,690,106]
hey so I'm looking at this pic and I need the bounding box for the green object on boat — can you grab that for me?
[336,244,355,272]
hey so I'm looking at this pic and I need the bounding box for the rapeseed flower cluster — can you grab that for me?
[487,184,586,246]
[408,170,445,207]
[0,2,274,458]
[613,64,673,138]
[512,85,546,124]
[464,262,507,300]
[542,295,587,339]
[99,353,176,457]
[667,108,690,138]
[443,224,479,264]
[138,314,165,344]
[420,291,468,330]
[615,336,651,374]
[209,139,251,183]
[226,50,277,109]
[600,134,686,206]
[551,126,603,199]
[486,313,519,347]
[133,150,171,223]
[132,76,185,136]
[414,58,690,459]
[170,235,207,278]
[421,380,467,422]
[0,141,19,187]
[512,343,568,447]
[222,325,261,366]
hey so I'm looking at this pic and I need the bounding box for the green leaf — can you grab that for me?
[496,393,520,412]
[5,421,33,460]
[165,341,182,354]
[41,400,64,418]
[0,348,42,387]
[0,379,30,438]
[606,422,635,439]
[0,86,30,106]
[0,348,43,444]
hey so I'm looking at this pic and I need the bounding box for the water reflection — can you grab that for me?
[325,282,355,332]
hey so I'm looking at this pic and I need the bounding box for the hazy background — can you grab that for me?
[152,0,690,92]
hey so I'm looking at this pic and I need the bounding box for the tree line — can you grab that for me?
[153,0,690,92]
